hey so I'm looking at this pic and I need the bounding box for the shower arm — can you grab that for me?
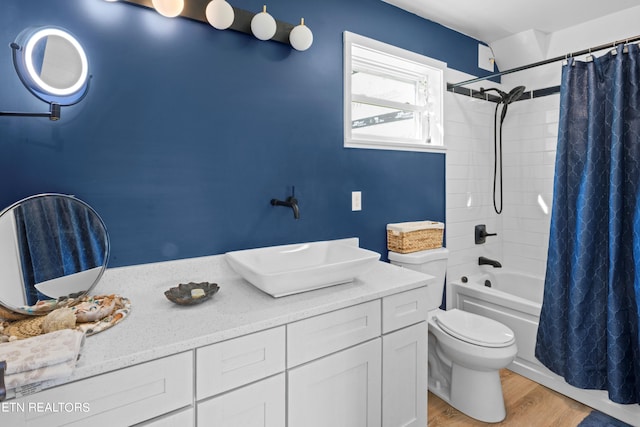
[480,87,507,100]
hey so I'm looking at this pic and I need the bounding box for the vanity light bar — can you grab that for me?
[114,0,313,50]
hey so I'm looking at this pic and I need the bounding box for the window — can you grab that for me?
[344,32,445,152]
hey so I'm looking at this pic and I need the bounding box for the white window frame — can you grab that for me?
[344,31,446,153]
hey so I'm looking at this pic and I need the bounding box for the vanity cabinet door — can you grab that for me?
[196,373,285,427]
[382,322,427,427]
[288,339,382,427]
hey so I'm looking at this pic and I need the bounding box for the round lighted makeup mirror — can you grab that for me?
[11,26,90,106]
[0,194,109,316]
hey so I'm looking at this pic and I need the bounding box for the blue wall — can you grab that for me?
[0,0,492,267]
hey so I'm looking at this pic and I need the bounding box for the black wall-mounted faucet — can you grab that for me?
[479,256,502,268]
[271,186,300,219]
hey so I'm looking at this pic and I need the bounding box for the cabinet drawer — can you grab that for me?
[197,373,285,427]
[287,300,381,368]
[196,326,285,400]
[382,287,428,334]
[5,352,193,427]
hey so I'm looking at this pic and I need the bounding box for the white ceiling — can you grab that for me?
[383,0,640,43]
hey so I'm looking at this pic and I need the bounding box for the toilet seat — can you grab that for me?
[435,309,515,348]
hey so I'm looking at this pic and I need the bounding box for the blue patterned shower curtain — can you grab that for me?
[535,44,640,404]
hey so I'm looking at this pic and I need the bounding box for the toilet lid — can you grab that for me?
[435,309,516,348]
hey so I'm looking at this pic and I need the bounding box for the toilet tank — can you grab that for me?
[388,247,448,311]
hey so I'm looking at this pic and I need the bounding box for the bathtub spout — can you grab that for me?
[479,256,502,268]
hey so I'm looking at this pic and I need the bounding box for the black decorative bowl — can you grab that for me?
[164,282,220,305]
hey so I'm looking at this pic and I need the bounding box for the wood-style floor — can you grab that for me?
[428,369,593,426]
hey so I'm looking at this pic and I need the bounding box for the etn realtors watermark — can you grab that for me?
[1,401,90,413]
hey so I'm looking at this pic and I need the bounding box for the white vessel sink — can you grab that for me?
[225,240,380,297]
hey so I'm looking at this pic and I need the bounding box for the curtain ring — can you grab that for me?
[586,48,593,62]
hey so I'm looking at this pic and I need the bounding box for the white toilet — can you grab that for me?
[389,247,517,423]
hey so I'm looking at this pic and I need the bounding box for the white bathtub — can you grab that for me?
[450,270,640,426]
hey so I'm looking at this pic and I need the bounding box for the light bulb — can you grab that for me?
[289,18,313,51]
[152,0,184,18]
[205,0,235,30]
[251,5,276,41]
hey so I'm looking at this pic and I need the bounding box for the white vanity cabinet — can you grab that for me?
[287,301,382,427]
[382,287,429,427]
[287,288,428,427]
[2,268,430,427]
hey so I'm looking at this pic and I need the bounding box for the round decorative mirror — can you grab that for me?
[11,26,89,106]
[0,194,109,316]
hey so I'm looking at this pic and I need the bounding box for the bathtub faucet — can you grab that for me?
[479,256,502,268]
[475,224,497,244]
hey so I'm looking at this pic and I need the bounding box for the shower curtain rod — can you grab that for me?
[449,33,640,88]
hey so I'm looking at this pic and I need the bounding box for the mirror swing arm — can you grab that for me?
[0,44,61,120]
[0,103,60,120]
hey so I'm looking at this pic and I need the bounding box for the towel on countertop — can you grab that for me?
[0,329,85,389]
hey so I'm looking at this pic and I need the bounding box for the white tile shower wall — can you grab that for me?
[444,92,503,294]
[444,92,560,301]
[501,94,559,276]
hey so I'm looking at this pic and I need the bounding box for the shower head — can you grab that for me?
[481,85,526,123]
[505,86,526,104]
[480,86,526,105]
[501,86,525,121]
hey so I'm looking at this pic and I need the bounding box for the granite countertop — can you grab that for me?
[9,247,432,397]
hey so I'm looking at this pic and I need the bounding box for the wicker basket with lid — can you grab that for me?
[387,221,444,254]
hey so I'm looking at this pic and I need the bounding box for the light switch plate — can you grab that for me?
[352,191,362,211]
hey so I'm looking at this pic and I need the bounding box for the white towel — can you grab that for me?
[0,329,85,389]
